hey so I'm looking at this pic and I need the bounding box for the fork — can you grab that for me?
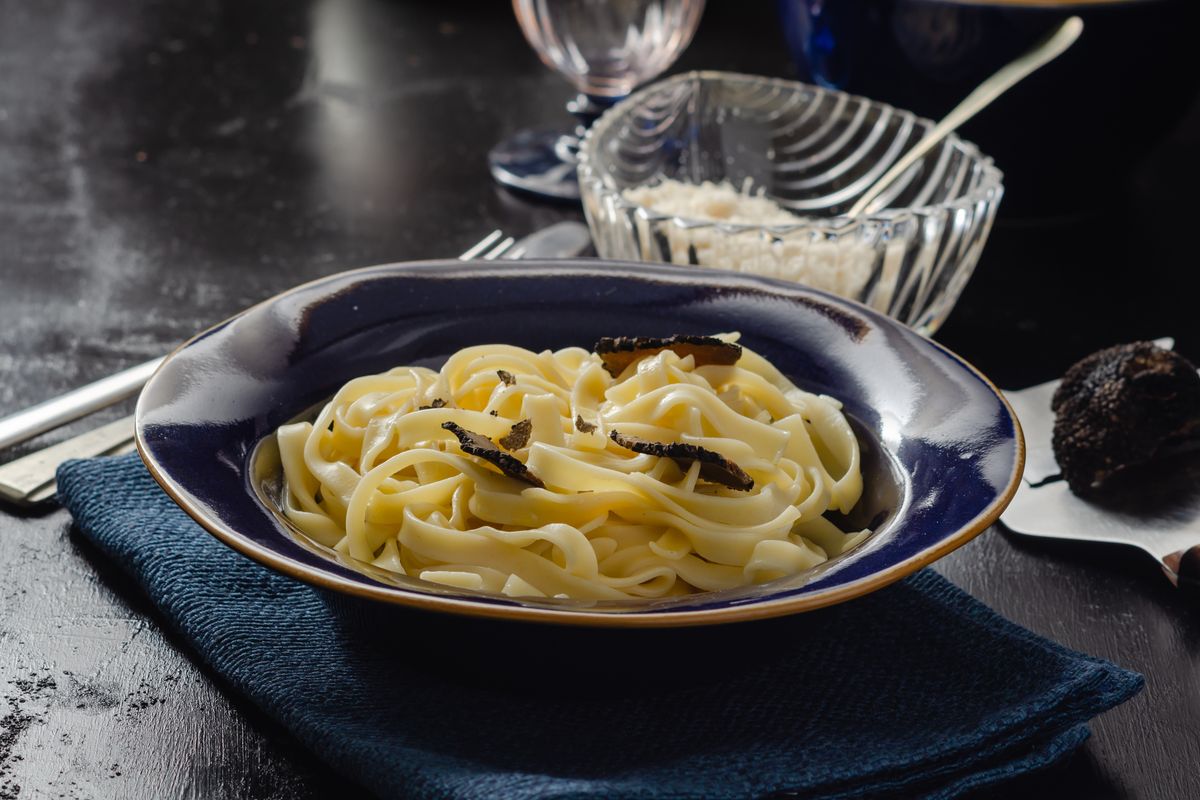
[0,231,521,506]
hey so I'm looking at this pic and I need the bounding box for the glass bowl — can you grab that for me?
[577,71,1004,334]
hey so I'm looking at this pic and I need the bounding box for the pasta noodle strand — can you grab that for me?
[277,334,869,599]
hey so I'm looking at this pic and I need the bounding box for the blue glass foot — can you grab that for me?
[488,129,581,202]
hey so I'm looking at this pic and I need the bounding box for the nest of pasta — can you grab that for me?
[276,334,869,600]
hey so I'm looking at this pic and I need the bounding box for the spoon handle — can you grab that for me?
[847,16,1084,218]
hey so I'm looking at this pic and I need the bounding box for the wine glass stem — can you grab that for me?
[557,93,619,165]
[568,93,618,134]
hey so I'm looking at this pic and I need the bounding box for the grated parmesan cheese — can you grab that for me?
[624,179,801,226]
[620,179,901,310]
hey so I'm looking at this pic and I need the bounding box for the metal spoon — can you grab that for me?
[847,16,1084,218]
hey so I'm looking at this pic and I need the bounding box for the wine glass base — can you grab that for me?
[488,129,580,202]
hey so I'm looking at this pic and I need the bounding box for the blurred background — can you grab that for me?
[5,0,1198,395]
[2,2,1200,797]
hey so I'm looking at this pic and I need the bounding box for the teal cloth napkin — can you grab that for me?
[58,453,1142,799]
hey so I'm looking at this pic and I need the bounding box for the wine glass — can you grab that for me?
[490,0,706,201]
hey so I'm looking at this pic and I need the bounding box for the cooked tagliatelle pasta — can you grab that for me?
[276,333,870,600]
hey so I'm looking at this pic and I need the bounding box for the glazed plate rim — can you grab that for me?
[135,258,1025,627]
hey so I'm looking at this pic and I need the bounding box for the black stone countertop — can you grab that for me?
[1,1,1198,798]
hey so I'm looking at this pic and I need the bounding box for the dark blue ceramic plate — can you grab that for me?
[136,260,1023,627]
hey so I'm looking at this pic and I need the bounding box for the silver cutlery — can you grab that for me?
[0,222,592,506]
[848,17,1082,217]
[0,357,162,453]
[1000,338,1200,589]
[0,417,139,505]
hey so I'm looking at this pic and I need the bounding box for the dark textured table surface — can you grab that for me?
[2,2,1199,798]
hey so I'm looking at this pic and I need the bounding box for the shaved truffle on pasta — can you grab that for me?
[275,334,869,600]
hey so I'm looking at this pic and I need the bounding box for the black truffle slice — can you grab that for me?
[496,369,515,386]
[574,415,597,434]
[609,429,753,491]
[418,398,448,410]
[441,421,544,488]
[1052,341,1200,497]
[594,335,742,377]
[498,419,532,451]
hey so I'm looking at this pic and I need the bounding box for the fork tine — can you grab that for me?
[480,236,516,261]
[458,229,503,260]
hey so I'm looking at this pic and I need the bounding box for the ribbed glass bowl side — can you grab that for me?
[578,71,1004,334]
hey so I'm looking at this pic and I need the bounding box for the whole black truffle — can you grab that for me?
[1051,342,1200,497]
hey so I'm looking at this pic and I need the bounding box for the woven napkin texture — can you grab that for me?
[57,453,1142,800]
